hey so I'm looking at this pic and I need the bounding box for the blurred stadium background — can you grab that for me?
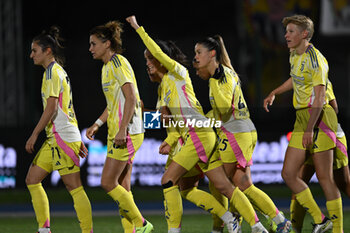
[0,0,350,232]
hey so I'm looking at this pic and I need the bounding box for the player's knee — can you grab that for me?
[65,183,81,192]
[237,175,253,191]
[211,180,229,196]
[281,168,293,183]
[25,177,32,186]
[100,178,117,193]
[25,175,40,186]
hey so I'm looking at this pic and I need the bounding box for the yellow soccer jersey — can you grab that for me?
[209,65,255,133]
[137,26,209,139]
[101,54,144,140]
[41,62,81,142]
[290,44,329,109]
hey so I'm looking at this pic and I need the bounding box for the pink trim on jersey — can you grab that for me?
[231,95,235,120]
[254,213,259,223]
[336,138,348,158]
[317,120,336,143]
[181,85,193,108]
[57,92,71,123]
[52,123,80,167]
[181,85,208,163]
[58,92,63,109]
[90,229,93,233]
[117,100,136,164]
[43,218,50,228]
[178,137,184,146]
[308,96,313,108]
[126,134,136,164]
[307,109,336,144]
[221,126,248,168]
[188,130,208,163]
[275,207,280,216]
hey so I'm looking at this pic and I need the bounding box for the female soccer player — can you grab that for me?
[159,100,239,233]
[126,15,268,233]
[192,36,292,233]
[263,15,342,233]
[25,26,93,233]
[290,80,349,233]
[86,21,153,233]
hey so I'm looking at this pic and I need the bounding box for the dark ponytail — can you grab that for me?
[197,35,234,71]
[156,39,189,67]
[33,26,65,66]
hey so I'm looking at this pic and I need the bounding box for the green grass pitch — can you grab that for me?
[0,211,348,232]
[0,185,348,232]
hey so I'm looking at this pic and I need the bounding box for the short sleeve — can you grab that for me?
[44,70,61,98]
[308,50,327,87]
[311,66,327,87]
[110,56,133,86]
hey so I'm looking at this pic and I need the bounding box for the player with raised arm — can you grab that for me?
[127,15,268,233]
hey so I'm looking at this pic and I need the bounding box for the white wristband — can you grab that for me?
[95,119,104,127]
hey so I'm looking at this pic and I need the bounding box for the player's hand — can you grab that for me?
[25,134,38,154]
[126,16,140,30]
[302,131,313,149]
[263,92,276,112]
[114,129,127,147]
[86,124,99,140]
[159,141,171,155]
[78,141,88,158]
